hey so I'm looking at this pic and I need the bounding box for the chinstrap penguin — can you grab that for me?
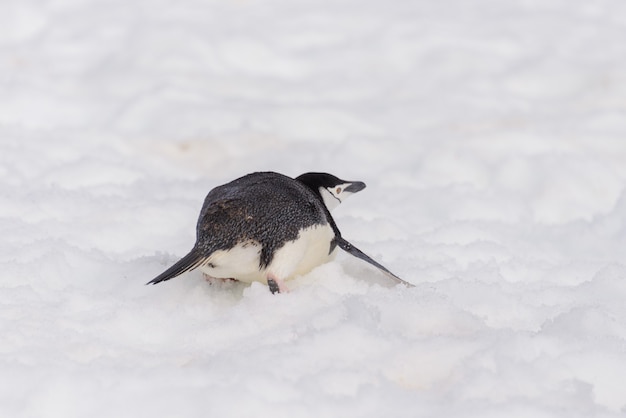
[147,171,413,293]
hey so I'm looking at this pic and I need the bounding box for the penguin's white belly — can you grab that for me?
[200,241,263,282]
[199,224,336,284]
[267,224,337,281]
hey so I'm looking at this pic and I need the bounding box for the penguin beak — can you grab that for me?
[344,181,366,193]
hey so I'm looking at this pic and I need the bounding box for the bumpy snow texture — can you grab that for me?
[2,0,626,417]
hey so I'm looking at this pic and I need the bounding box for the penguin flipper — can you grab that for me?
[147,248,206,285]
[335,237,414,287]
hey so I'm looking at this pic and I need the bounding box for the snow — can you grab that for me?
[2,0,626,416]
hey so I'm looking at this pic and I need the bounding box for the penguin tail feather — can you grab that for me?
[147,248,205,285]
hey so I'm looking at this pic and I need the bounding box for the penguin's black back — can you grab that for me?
[195,172,330,268]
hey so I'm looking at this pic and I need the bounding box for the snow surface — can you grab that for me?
[2,0,626,416]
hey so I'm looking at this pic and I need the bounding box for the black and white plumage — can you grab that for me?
[147,171,412,293]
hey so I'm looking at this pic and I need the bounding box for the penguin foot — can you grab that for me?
[203,274,236,285]
[266,275,286,294]
[267,278,280,294]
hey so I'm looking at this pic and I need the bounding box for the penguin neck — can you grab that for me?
[318,187,341,212]
[298,182,342,254]
[311,187,342,238]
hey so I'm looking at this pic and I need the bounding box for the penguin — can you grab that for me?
[147,171,413,293]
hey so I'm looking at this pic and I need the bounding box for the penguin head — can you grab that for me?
[296,172,366,211]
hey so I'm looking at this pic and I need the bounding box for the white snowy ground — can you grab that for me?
[2,0,626,416]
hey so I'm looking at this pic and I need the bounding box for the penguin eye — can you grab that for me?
[336,187,342,194]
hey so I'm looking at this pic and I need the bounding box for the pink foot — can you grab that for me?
[203,273,236,285]
[266,274,287,294]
